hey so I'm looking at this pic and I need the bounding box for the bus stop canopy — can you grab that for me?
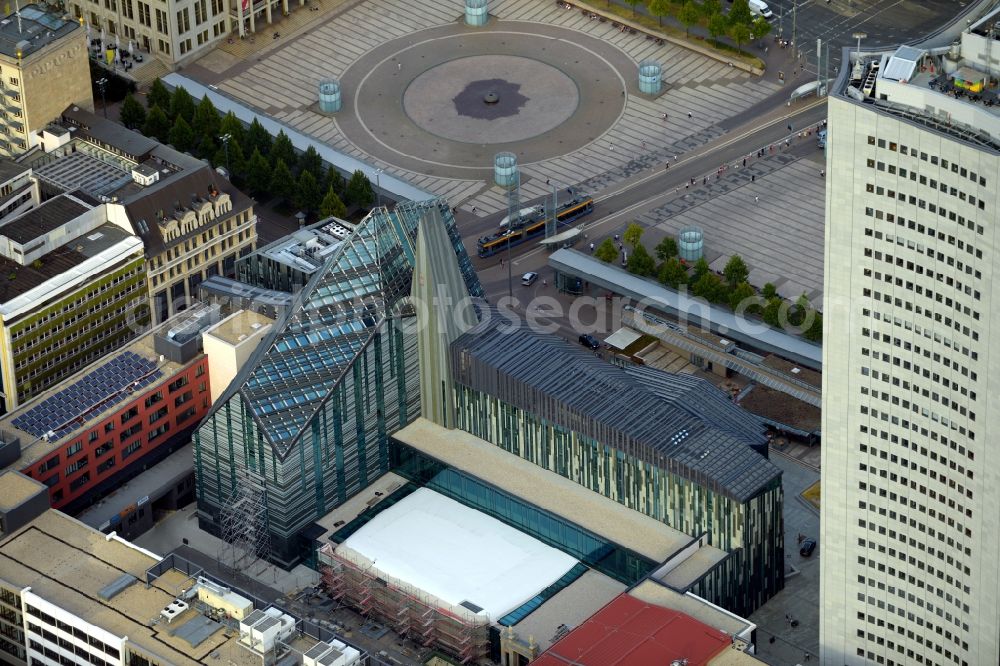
[540,227,583,248]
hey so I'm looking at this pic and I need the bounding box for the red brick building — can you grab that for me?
[0,310,215,514]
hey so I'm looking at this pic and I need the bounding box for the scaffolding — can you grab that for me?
[219,470,272,577]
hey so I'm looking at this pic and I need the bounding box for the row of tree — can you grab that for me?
[595,224,821,341]
[119,79,375,220]
[632,0,772,52]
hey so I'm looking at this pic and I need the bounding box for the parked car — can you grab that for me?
[521,271,538,286]
[578,334,601,350]
[800,538,817,557]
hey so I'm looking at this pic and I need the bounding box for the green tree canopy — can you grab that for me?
[728,22,752,51]
[196,133,217,161]
[345,169,375,207]
[219,111,246,148]
[700,0,721,17]
[723,254,749,287]
[167,116,194,153]
[595,238,618,263]
[625,0,641,17]
[192,96,221,144]
[762,297,784,327]
[269,159,296,204]
[169,86,196,124]
[691,256,710,284]
[623,222,644,249]
[319,187,348,219]
[324,166,345,196]
[762,282,777,299]
[707,13,728,41]
[246,118,272,157]
[678,1,701,35]
[214,137,246,177]
[751,15,772,41]
[647,0,671,26]
[246,148,272,196]
[654,235,678,261]
[119,94,146,130]
[627,243,656,277]
[728,0,753,27]
[147,78,171,113]
[298,145,325,182]
[271,131,297,172]
[658,257,688,288]
[804,312,823,342]
[142,105,170,143]
[729,281,756,312]
[295,170,323,214]
[692,273,726,303]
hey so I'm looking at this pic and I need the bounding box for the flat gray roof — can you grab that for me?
[549,249,822,369]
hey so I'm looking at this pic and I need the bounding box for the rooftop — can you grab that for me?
[0,510,283,666]
[0,159,29,184]
[1,309,208,469]
[61,105,160,160]
[0,222,138,310]
[0,469,45,511]
[0,5,79,61]
[336,487,579,620]
[531,591,735,666]
[253,216,354,275]
[451,316,781,502]
[203,308,274,346]
[393,418,693,562]
[628,580,754,641]
[0,192,90,244]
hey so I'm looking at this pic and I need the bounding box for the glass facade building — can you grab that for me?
[449,316,784,616]
[193,200,482,567]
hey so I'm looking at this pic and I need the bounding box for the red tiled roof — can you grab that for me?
[532,593,731,666]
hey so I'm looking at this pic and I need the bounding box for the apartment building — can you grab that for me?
[29,105,257,324]
[0,5,93,157]
[821,21,1000,666]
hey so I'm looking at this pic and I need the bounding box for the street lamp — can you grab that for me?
[96,77,108,118]
[852,32,867,78]
[219,133,232,174]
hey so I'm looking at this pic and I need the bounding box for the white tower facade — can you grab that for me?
[821,43,1000,666]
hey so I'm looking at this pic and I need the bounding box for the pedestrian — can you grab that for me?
[754,195,759,203]
[751,175,755,182]
[764,46,768,55]
[662,112,668,120]
[621,90,625,96]
[546,178,550,185]
[820,169,825,177]
[397,62,402,71]
[542,279,547,287]
[472,206,477,213]
[785,139,790,147]
[685,182,689,189]
[609,142,614,151]
[687,111,692,118]
[702,177,707,185]
[664,163,669,171]
[641,140,646,149]
[589,242,595,252]
[614,234,619,242]
[499,257,504,267]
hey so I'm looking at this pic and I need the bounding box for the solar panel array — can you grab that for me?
[13,352,161,439]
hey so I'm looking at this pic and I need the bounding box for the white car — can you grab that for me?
[521,272,538,286]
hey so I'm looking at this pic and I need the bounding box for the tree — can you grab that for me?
[751,15,772,42]
[658,257,688,288]
[690,256,710,284]
[729,281,756,311]
[700,0,721,18]
[169,86,196,124]
[219,111,246,148]
[214,138,245,177]
[678,1,701,35]
[595,238,618,263]
[247,118,272,157]
[625,0,641,17]
[192,96,221,143]
[654,235,678,261]
[295,170,323,213]
[167,116,194,153]
[119,94,146,130]
[623,222,644,249]
[298,145,325,182]
[648,0,671,26]
[271,131,296,171]
[728,0,753,27]
[147,78,172,113]
[345,169,374,207]
[319,187,348,219]
[804,312,823,342]
[246,148,272,196]
[692,273,726,303]
[707,13,728,42]
[142,105,170,143]
[723,254,749,287]
[627,243,656,277]
[762,297,783,327]
[270,159,296,203]
[728,22,752,51]
[324,166,345,196]
[762,282,777,299]
[196,133,217,161]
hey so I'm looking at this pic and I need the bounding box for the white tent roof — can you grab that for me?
[338,488,578,619]
[604,326,642,351]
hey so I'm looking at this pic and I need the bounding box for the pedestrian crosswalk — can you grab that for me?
[214,0,783,213]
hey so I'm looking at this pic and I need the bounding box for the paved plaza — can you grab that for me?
[184,0,783,214]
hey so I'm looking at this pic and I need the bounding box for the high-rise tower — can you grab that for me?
[821,29,1000,666]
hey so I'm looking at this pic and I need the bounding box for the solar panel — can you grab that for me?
[12,353,162,438]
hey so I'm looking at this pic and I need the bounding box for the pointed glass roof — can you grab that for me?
[231,199,482,457]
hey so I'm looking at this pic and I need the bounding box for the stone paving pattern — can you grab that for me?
[211,0,782,213]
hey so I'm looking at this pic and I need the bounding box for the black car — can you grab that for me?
[800,538,817,557]
[578,334,601,350]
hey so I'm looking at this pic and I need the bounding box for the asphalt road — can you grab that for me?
[765,0,966,70]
